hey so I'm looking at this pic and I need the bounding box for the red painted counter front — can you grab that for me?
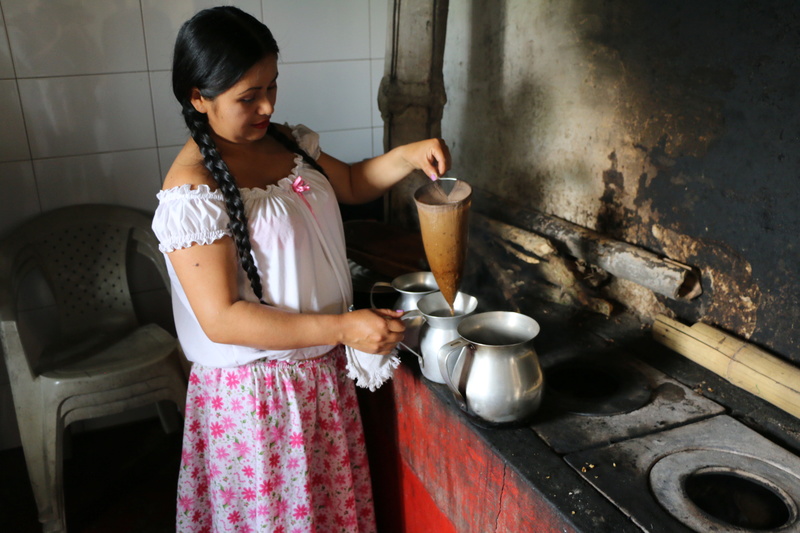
[358,358,579,533]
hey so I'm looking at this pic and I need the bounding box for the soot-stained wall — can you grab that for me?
[441,1,799,360]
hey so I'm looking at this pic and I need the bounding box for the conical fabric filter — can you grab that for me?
[414,178,472,314]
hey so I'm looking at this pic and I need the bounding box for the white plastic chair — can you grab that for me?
[0,204,187,533]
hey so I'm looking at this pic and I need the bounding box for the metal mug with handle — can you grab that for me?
[400,291,478,384]
[370,271,439,355]
[369,271,439,311]
[439,311,544,425]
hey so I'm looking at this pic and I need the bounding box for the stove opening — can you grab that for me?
[684,470,791,530]
[545,359,651,416]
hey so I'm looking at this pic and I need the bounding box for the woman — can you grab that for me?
[152,6,451,532]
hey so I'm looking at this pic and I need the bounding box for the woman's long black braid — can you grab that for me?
[183,105,268,304]
[184,107,332,305]
[173,6,329,306]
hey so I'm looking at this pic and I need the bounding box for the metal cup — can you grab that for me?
[370,272,439,355]
[400,291,478,384]
[370,271,439,312]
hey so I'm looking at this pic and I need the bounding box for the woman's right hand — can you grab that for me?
[339,308,406,355]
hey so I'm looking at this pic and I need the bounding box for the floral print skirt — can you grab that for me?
[176,346,377,533]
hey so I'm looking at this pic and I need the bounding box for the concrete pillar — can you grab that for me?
[379,0,449,228]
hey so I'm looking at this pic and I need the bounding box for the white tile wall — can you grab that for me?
[369,0,389,155]
[370,0,390,58]
[34,149,162,212]
[157,146,183,182]
[149,70,187,147]
[273,60,373,132]
[0,160,39,231]
[0,79,29,161]
[3,0,148,77]
[371,58,385,128]
[141,0,263,72]
[0,8,14,78]
[373,126,385,157]
[20,73,157,158]
[320,128,375,165]
[0,0,387,240]
[267,0,371,63]
[0,0,389,451]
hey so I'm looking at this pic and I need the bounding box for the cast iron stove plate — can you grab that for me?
[563,415,800,533]
[531,346,724,454]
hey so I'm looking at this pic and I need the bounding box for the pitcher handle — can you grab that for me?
[399,310,425,367]
[369,281,394,309]
[439,338,472,409]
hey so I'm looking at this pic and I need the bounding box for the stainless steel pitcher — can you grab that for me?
[370,271,438,352]
[369,271,439,312]
[401,291,478,384]
[439,311,544,425]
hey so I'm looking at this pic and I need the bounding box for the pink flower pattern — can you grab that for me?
[176,347,376,532]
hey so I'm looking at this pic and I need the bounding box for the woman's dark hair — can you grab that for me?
[172,6,325,304]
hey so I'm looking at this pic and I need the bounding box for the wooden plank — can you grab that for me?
[471,215,615,316]
[473,189,703,301]
[475,213,556,259]
[652,316,732,376]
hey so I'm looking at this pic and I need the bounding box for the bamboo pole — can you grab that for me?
[653,315,800,419]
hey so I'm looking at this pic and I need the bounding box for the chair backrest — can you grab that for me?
[0,204,167,349]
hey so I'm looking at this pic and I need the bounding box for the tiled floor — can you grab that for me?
[0,417,182,532]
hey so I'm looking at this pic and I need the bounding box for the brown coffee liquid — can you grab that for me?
[400,283,437,293]
[428,308,466,317]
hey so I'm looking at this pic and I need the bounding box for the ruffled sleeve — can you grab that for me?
[152,184,231,253]
[292,124,321,160]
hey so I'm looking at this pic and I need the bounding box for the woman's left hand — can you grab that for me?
[320,136,453,204]
[402,138,452,179]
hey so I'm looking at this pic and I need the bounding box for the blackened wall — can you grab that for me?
[441,0,799,361]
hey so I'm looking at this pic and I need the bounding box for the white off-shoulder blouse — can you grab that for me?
[153,125,399,390]
[153,124,354,367]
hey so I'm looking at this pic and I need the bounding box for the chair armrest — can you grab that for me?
[0,320,37,385]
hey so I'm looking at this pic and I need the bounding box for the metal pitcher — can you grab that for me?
[439,311,544,425]
[369,271,439,312]
[371,272,439,352]
[401,291,478,384]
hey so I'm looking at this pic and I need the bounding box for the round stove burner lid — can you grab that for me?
[650,449,800,532]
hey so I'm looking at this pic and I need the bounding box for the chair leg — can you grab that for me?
[17,410,67,533]
[156,399,183,434]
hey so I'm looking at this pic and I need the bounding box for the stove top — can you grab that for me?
[564,415,800,532]
[531,343,725,454]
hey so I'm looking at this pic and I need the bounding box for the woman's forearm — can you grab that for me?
[202,300,342,349]
[202,302,404,355]
[168,240,406,354]
[322,138,450,204]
